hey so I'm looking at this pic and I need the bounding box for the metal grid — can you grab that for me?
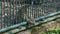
[0,0,60,29]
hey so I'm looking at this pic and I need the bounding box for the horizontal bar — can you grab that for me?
[34,11,60,21]
[28,15,60,28]
[0,22,27,33]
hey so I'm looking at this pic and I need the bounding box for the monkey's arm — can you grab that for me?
[24,14,35,24]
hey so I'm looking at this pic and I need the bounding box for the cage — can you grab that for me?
[0,0,60,33]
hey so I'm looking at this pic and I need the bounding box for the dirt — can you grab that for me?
[17,21,60,34]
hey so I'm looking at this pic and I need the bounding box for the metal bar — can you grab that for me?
[4,0,5,28]
[13,0,16,24]
[1,0,4,29]
[0,0,2,29]
[0,22,27,33]
[12,0,14,26]
[10,0,11,26]
[34,11,60,21]
[7,0,10,27]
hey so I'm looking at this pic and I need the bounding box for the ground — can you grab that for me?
[17,20,60,34]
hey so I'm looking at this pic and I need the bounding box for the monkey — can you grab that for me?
[12,5,36,29]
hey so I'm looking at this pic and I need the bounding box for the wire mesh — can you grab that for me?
[0,0,60,30]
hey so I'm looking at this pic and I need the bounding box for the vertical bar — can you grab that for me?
[40,7,43,16]
[15,0,17,24]
[13,0,16,25]
[2,0,4,29]
[32,6,34,18]
[16,0,17,23]
[0,0,2,29]
[31,6,32,19]
[38,8,40,17]
[4,0,6,28]
[55,0,56,10]
[4,0,7,27]
[40,1,42,16]
[34,8,35,18]
[37,8,38,18]
[38,8,39,17]
[10,0,12,26]
[38,8,39,18]
[11,0,13,26]
[4,0,5,28]
[7,0,10,26]
[43,6,45,16]
[32,6,34,19]
[16,0,17,24]
[46,2,48,13]
[28,5,29,19]
[43,7,44,15]
[12,0,14,26]
[23,3,24,22]
[5,0,8,27]
[33,7,35,18]
[36,7,38,18]
[16,0,18,24]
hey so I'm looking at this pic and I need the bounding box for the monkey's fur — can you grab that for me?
[13,5,35,28]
